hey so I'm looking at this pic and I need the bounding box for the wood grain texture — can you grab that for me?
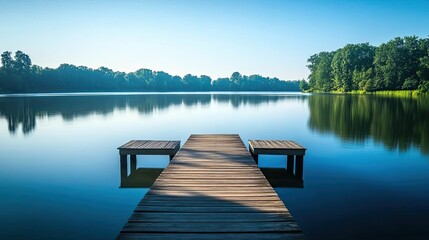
[119,140,180,150]
[249,140,306,156]
[117,134,303,240]
[118,140,180,156]
[249,140,306,150]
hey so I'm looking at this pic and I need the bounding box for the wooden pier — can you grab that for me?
[117,134,304,240]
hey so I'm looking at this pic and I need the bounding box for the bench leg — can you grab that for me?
[287,155,295,174]
[251,152,259,164]
[295,155,304,179]
[130,155,137,173]
[120,154,128,187]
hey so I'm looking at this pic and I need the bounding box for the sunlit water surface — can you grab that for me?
[0,92,428,240]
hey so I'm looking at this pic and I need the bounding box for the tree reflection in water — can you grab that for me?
[308,94,429,154]
[0,93,303,135]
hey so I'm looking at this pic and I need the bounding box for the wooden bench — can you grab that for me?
[118,140,180,160]
[118,140,180,185]
[249,140,306,178]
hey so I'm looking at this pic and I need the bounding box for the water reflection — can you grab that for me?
[261,168,304,188]
[308,94,429,154]
[0,93,304,134]
[120,164,163,188]
[119,154,166,188]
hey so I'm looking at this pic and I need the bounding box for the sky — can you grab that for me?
[0,0,428,80]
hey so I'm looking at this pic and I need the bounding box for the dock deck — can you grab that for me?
[117,134,304,240]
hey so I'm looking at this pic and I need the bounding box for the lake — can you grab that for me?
[0,92,428,240]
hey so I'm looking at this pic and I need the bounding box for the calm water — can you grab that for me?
[0,92,428,240]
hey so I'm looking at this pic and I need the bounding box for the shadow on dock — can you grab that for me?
[119,159,305,189]
[119,187,304,240]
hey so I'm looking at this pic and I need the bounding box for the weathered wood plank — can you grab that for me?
[134,206,289,213]
[121,221,301,233]
[249,140,306,156]
[150,186,276,191]
[142,195,283,201]
[145,192,280,197]
[249,140,305,150]
[119,140,180,150]
[118,233,305,240]
[129,212,295,222]
[152,181,270,184]
[139,201,287,207]
[118,140,180,156]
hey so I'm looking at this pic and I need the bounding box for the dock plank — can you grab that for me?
[118,233,305,240]
[117,134,303,239]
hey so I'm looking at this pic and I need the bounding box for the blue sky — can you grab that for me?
[0,0,428,80]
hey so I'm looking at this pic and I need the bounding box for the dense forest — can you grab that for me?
[302,36,429,93]
[0,51,300,93]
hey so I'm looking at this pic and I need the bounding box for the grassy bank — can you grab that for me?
[304,89,427,97]
[370,90,422,97]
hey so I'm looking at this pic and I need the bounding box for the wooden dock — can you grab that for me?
[117,134,304,240]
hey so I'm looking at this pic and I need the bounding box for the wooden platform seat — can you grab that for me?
[118,140,180,187]
[118,140,180,161]
[249,140,306,179]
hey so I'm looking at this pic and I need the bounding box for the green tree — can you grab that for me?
[182,74,200,90]
[13,51,32,73]
[0,51,32,92]
[212,77,231,90]
[307,51,335,91]
[419,49,429,92]
[331,43,375,91]
[1,51,13,71]
[0,51,13,91]
[199,75,212,90]
[418,48,429,81]
[230,72,242,90]
[299,79,309,91]
[374,36,424,90]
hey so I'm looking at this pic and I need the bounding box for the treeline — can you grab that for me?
[0,51,300,93]
[302,36,429,92]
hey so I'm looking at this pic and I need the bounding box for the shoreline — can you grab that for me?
[304,89,427,97]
